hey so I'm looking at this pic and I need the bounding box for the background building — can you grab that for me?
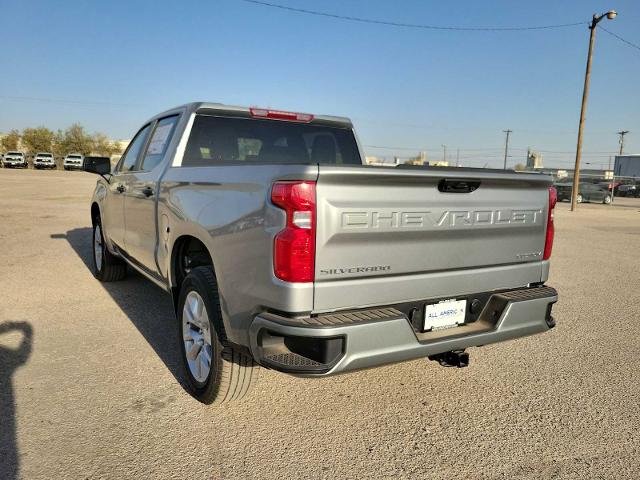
[614,155,640,178]
[527,148,544,169]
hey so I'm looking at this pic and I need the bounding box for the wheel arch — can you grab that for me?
[91,202,101,225]
[169,234,215,309]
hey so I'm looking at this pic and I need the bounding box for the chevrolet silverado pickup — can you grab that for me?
[63,153,84,170]
[34,152,56,169]
[84,102,558,404]
[2,151,28,168]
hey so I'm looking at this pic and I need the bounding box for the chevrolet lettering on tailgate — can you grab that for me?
[340,209,543,230]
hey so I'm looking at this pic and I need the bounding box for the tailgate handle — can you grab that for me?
[438,179,480,193]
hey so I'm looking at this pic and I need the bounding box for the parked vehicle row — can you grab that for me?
[0,152,85,170]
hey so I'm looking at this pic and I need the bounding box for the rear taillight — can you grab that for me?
[271,181,316,282]
[250,107,314,123]
[543,187,557,260]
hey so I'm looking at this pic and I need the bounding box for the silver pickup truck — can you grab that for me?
[84,102,558,404]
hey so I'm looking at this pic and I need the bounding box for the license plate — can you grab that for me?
[424,299,467,331]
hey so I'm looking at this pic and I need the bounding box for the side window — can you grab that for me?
[141,115,179,171]
[117,124,151,173]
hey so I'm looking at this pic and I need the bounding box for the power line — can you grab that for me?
[352,117,614,135]
[600,26,640,52]
[363,144,616,155]
[240,0,586,32]
[0,95,144,108]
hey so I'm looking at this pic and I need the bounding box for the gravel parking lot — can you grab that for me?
[1,168,639,479]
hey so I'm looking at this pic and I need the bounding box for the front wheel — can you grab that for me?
[603,195,612,204]
[92,218,127,282]
[576,194,583,204]
[178,266,258,404]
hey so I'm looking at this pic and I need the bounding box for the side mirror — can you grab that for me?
[83,156,111,176]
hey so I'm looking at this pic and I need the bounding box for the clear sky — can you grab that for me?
[1,0,639,168]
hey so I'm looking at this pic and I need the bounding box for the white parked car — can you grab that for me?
[63,153,84,170]
[2,151,28,168]
[33,152,56,169]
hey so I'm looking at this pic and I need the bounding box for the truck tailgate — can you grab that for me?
[314,166,553,311]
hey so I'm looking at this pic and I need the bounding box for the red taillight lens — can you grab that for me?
[543,187,557,260]
[271,181,316,282]
[250,107,314,123]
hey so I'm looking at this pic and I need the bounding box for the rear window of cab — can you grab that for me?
[181,115,361,167]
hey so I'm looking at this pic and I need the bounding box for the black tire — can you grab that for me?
[603,194,612,204]
[92,216,127,282]
[177,266,258,404]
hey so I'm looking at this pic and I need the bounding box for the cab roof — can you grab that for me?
[145,102,353,129]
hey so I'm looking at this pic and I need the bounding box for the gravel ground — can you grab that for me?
[1,168,639,479]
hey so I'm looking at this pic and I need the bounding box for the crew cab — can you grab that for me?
[84,102,558,404]
[2,151,27,168]
[63,153,84,170]
[33,152,56,169]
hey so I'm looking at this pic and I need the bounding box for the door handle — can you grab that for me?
[116,184,125,193]
[142,186,154,197]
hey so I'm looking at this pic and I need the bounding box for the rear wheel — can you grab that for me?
[178,266,258,404]
[92,217,127,282]
[576,194,583,203]
[603,194,612,204]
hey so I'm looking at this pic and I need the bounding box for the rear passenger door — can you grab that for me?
[104,124,152,250]
[123,115,179,275]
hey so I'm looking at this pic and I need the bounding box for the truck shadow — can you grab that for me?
[0,321,33,480]
[54,228,186,388]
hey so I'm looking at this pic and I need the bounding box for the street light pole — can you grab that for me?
[441,144,447,163]
[571,10,617,212]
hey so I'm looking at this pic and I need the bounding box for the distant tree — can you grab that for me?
[91,132,122,157]
[22,127,55,153]
[4,124,122,158]
[1,129,21,152]
[60,124,94,155]
[52,129,66,157]
[514,163,526,171]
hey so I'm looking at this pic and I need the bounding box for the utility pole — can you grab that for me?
[617,130,629,155]
[503,129,512,169]
[610,131,628,206]
[456,148,460,167]
[571,10,617,212]
[441,144,447,164]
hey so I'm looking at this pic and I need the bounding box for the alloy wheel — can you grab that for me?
[94,225,103,272]
[182,291,213,383]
